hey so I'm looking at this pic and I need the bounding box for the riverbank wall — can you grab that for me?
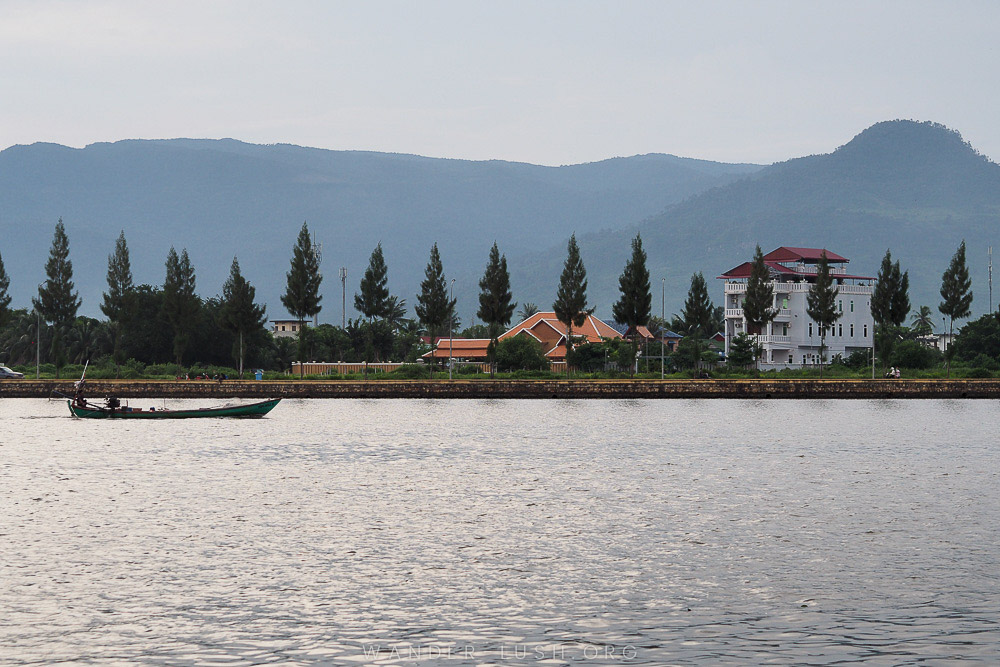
[3,378,1000,399]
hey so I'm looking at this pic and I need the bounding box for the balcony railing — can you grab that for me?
[757,335,791,344]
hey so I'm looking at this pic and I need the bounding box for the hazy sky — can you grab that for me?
[2,0,998,165]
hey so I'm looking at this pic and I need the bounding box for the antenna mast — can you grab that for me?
[311,232,323,327]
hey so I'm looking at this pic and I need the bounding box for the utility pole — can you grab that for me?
[339,267,347,363]
[449,279,455,380]
[661,278,665,380]
[990,246,993,312]
[339,267,347,329]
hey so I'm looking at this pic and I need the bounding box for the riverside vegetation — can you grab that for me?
[0,212,992,381]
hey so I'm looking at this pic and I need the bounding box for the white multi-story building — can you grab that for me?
[719,247,874,368]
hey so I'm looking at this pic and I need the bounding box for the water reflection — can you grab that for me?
[1,398,998,664]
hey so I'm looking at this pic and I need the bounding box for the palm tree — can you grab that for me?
[911,305,934,336]
[517,302,539,321]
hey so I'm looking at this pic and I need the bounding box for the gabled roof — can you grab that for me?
[718,260,801,279]
[499,312,621,345]
[763,247,848,263]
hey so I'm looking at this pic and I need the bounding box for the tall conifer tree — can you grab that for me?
[415,243,455,340]
[281,222,323,374]
[681,272,715,371]
[553,234,594,372]
[612,233,651,373]
[33,219,81,377]
[806,251,841,377]
[220,256,267,377]
[477,242,516,376]
[939,240,973,377]
[0,250,10,328]
[162,247,199,365]
[742,245,778,336]
[101,231,134,376]
[355,243,392,364]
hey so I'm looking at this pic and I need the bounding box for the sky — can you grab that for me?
[1,0,999,166]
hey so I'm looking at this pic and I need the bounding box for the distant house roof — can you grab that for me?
[763,247,848,263]
[422,338,491,359]
[499,311,622,360]
[719,247,873,280]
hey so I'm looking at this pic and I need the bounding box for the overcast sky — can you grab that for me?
[2,0,998,166]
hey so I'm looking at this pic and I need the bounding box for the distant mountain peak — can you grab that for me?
[835,119,991,165]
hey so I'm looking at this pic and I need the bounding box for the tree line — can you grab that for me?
[0,219,982,377]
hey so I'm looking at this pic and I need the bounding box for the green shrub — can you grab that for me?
[969,353,1000,371]
[965,367,993,378]
[890,340,941,370]
[495,336,550,372]
[392,363,432,379]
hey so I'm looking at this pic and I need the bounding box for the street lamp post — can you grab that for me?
[449,279,455,380]
[661,278,665,380]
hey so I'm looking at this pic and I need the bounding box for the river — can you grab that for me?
[1,398,998,664]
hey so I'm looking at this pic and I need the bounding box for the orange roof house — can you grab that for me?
[422,338,492,360]
[498,311,621,361]
[422,312,622,363]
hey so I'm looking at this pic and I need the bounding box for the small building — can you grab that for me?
[422,338,493,362]
[422,312,622,366]
[270,320,306,338]
[718,246,874,369]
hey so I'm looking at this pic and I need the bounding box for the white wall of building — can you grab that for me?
[723,281,874,368]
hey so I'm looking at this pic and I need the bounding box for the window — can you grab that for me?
[838,300,843,312]
[850,300,855,312]
[782,298,788,309]
[809,322,813,337]
[850,323,855,337]
[839,323,843,337]
[863,324,868,338]
[803,355,807,365]
[782,324,788,336]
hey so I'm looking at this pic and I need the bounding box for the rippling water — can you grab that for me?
[1,397,999,664]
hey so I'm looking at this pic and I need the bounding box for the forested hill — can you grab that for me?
[512,120,1000,321]
[0,139,759,320]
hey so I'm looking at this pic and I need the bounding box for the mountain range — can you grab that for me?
[2,120,998,328]
[0,139,757,324]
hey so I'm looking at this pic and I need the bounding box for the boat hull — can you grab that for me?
[68,398,281,419]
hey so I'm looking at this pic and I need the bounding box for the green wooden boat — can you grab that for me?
[68,397,281,419]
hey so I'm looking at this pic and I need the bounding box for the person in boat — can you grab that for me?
[73,380,87,408]
[105,396,121,412]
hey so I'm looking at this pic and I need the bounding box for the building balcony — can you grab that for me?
[773,308,793,320]
[725,308,743,318]
[757,334,792,345]
[724,283,747,294]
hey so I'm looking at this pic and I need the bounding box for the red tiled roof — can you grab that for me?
[763,247,848,263]
[422,338,491,359]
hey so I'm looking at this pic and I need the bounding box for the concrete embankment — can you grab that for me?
[3,378,1000,399]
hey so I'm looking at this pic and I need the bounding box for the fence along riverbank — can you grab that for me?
[4,379,1000,399]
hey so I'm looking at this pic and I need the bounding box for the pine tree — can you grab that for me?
[681,272,715,371]
[32,219,81,377]
[100,231,134,376]
[415,243,455,340]
[355,243,392,365]
[281,222,323,374]
[553,234,594,372]
[612,233,652,373]
[806,251,842,377]
[0,250,10,328]
[162,247,199,365]
[742,244,778,335]
[355,243,390,322]
[219,257,267,377]
[939,240,973,377]
[477,242,517,376]
[727,332,758,369]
